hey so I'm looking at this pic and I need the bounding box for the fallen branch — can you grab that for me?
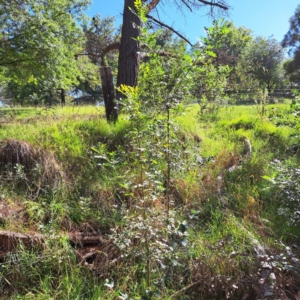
[0,229,106,258]
[0,230,44,255]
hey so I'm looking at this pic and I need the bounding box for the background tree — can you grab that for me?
[244,37,285,92]
[84,15,119,66]
[190,46,231,110]
[136,21,233,117]
[199,19,254,101]
[72,56,101,105]
[283,54,300,84]
[282,4,300,85]
[73,15,120,105]
[0,0,94,105]
[201,19,252,67]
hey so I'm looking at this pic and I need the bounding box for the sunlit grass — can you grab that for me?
[0,102,300,299]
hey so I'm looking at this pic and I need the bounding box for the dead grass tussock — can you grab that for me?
[167,179,205,207]
[189,255,255,299]
[0,199,27,229]
[215,150,242,171]
[0,139,66,193]
[241,195,262,222]
[199,150,241,195]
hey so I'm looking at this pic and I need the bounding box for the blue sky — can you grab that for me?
[86,0,298,45]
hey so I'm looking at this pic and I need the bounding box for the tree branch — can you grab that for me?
[147,0,161,12]
[74,53,99,60]
[101,42,120,67]
[0,58,36,66]
[181,0,193,12]
[101,42,120,58]
[197,0,229,10]
[74,42,120,66]
[139,51,178,60]
[146,14,193,46]
[139,51,204,66]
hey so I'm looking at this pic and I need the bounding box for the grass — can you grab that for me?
[0,102,300,299]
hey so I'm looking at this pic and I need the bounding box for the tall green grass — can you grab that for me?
[0,103,299,299]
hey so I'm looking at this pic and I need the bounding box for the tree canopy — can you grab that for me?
[282,5,300,84]
[0,0,94,104]
[244,37,285,92]
[0,0,291,110]
[201,19,252,67]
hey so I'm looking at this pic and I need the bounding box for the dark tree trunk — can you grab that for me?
[57,88,66,106]
[116,0,142,101]
[100,67,118,122]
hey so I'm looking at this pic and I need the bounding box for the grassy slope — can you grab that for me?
[0,104,299,299]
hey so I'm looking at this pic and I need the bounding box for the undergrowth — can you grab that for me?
[0,100,300,299]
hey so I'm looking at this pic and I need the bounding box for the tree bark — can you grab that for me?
[100,67,118,122]
[116,0,142,101]
[57,88,66,106]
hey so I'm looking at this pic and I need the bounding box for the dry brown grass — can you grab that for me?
[188,253,260,300]
[0,139,66,194]
[0,199,27,229]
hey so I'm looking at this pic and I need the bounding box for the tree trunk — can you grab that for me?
[57,88,66,106]
[116,0,142,102]
[100,67,118,122]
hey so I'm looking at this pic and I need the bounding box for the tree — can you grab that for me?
[72,15,119,106]
[71,55,100,105]
[201,19,252,67]
[86,15,120,117]
[0,0,92,105]
[138,28,194,108]
[283,54,300,84]
[282,5,300,84]
[82,14,120,68]
[282,4,300,55]
[244,37,285,92]
[199,19,254,99]
[107,0,230,121]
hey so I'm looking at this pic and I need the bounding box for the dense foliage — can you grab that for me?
[0,0,97,105]
[282,4,300,84]
[244,37,285,92]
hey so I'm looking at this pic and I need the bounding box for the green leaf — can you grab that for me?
[206,50,217,58]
